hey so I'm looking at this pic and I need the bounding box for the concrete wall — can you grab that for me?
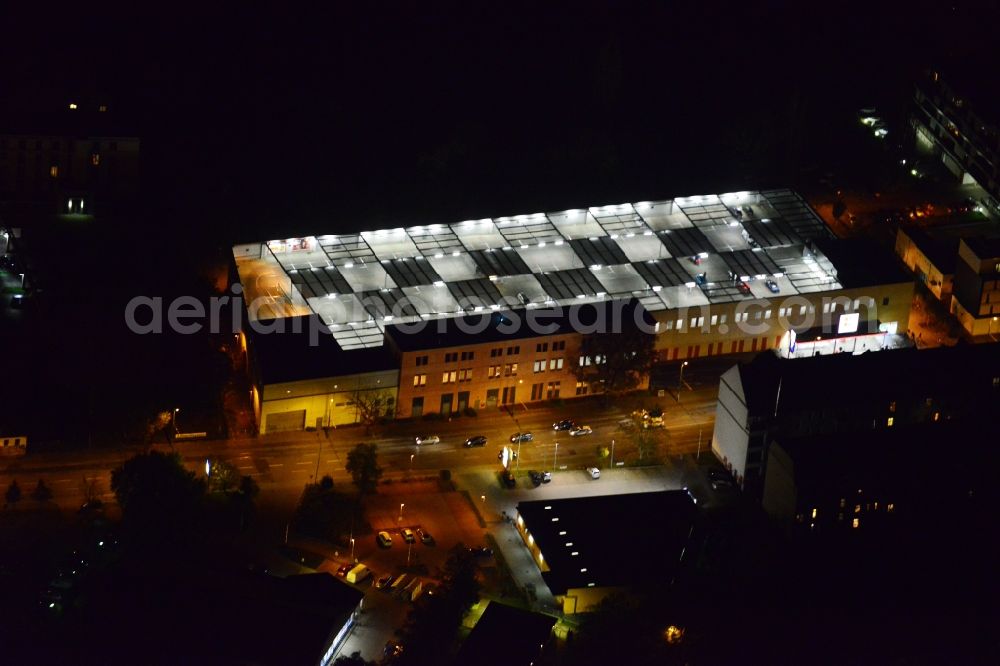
[894,228,953,301]
[761,441,797,522]
[260,369,399,432]
[711,365,750,481]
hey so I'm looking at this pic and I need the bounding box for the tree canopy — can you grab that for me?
[110,450,205,538]
[573,325,657,399]
[346,443,383,494]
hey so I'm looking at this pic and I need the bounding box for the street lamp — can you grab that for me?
[678,361,689,403]
[398,503,405,522]
[350,537,356,563]
[553,441,559,470]
[991,316,998,341]
[610,438,616,469]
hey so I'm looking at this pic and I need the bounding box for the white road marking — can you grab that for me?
[238,466,253,470]
[271,463,284,468]
[295,461,310,465]
[54,479,72,483]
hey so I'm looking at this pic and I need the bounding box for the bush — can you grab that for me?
[319,475,334,491]
[462,407,477,417]
[422,412,444,421]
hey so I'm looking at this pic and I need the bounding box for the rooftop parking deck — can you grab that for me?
[236,189,846,347]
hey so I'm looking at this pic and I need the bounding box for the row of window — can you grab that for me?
[529,381,561,400]
[533,358,564,372]
[416,343,575,366]
[659,298,886,332]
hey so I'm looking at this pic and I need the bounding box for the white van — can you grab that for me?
[345,564,370,584]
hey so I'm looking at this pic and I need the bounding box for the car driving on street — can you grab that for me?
[510,432,533,443]
[464,435,488,447]
[552,419,575,431]
[569,425,593,437]
[415,435,440,445]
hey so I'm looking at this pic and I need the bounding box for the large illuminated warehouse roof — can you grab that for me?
[234,189,841,349]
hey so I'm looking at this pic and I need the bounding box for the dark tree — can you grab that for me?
[110,451,205,537]
[31,479,53,503]
[333,652,377,666]
[5,479,21,508]
[393,545,481,665]
[319,474,334,491]
[573,326,657,400]
[207,458,239,493]
[832,199,847,220]
[353,390,394,435]
[346,443,383,495]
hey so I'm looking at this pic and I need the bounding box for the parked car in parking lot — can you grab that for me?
[469,546,494,558]
[417,528,434,545]
[586,467,601,479]
[375,573,394,589]
[765,279,780,294]
[336,564,351,577]
[464,435,488,447]
[415,435,440,446]
[501,470,516,488]
[401,528,415,543]
[510,432,533,443]
[738,281,752,296]
[529,470,552,486]
[569,425,593,437]
[377,531,393,548]
[552,419,575,431]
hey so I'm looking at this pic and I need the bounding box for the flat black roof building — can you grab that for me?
[515,491,696,598]
[454,601,556,666]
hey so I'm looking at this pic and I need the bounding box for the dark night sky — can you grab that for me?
[2,1,999,239]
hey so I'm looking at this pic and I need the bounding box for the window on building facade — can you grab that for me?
[575,381,588,396]
[506,345,520,355]
[415,355,429,366]
[442,371,457,384]
[413,374,427,387]
[458,368,473,382]
[91,153,100,165]
[49,165,58,177]
[552,340,566,351]
[549,357,564,370]
[533,360,545,373]
[882,297,890,306]
[530,382,544,400]
[887,417,894,427]
[444,352,458,363]
[504,363,518,377]
[546,381,561,399]
[490,348,502,358]
[461,351,475,361]
[488,365,502,378]
[536,342,548,353]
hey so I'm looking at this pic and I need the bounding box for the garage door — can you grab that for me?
[265,410,305,433]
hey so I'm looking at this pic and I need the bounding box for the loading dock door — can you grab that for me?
[266,410,305,433]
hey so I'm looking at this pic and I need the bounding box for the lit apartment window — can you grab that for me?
[458,369,473,382]
[664,320,673,331]
[887,417,894,427]
[839,498,846,508]
[99,104,108,112]
[533,360,545,373]
[888,401,896,413]
[441,371,457,384]
[548,358,563,371]
[765,310,772,319]
[91,153,100,165]
[575,381,588,396]
[811,508,817,520]
[49,165,58,177]
[854,504,861,514]
[504,363,518,377]
[887,503,895,513]
[933,411,940,421]
[710,315,718,326]
[488,365,502,378]
[852,518,860,529]
[412,374,427,387]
